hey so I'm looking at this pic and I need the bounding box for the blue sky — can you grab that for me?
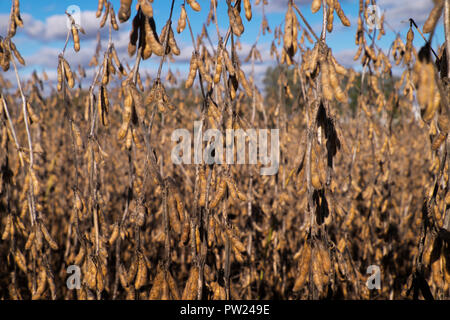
[0,0,446,87]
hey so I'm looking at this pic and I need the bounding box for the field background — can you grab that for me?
[0,0,449,300]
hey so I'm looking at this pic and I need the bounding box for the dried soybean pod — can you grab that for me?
[102,55,110,85]
[211,282,223,299]
[40,223,58,250]
[75,191,84,212]
[142,17,153,59]
[207,216,215,247]
[329,57,346,102]
[128,13,140,56]
[15,249,27,273]
[318,243,331,274]
[187,0,201,12]
[125,288,135,299]
[149,269,164,299]
[128,82,145,119]
[109,223,119,245]
[102,84,110,112]
[96,265,105,292]
[118,0,132,22]
[98,86,108,126]
[231,236,246,253]
[137,71,144,91]
[166,271,180,300]
[125,125,133,149]
[1,214,12,240]
[238,68,252,97]
[228,5,244,36]
[62,58,74,89]
[334,0,350,26]
[111,45,126,75]
[198,167,207,206]
[147,18,164,56]
[330,53,347,75]
[195,226,201,254]
[423,0,444,33]
[139,0,154,17]
[117,121,129,141]
[222,49,235,76]
[196,56,212,84]
[14,13,23,29]
[226,176,246,201]
[119,264,129,289]
[173,193,185,223]
[432,131,447,150]
[210,177,227,209]
[135,255,148,289]
[169,197,181,234]
[32,268,47,300]
[161,276,170,300]
[8,16,17,38]
[96,0,105,18]
[100,1,110,28]
[177,5,187,33]
[185,52,198,88]
[404,27,414,64]
[180,219,190,246]
[364,44,377,62]
[122,88,133,123]
[228,74,238,100]
[57,59,63,91]
[74,246,85,265]
[25,231,36,250]
[127,255,139,283]
[312,247,325,293]
[283,5,293,50]
[438,113,449,133]
[14,0,20,16]
[233,246,244,263]
[110,5,119,30]
[311,0,321,13]
[244,0,252,21]
[10,41,25,65]
[182,266,199,299]
[132,128,144,149]
[26,102,39,124]
[326,2,334,32]
[320,57,333,101]
[159,24,170,54]
[72,25,80,52]
[110,49,121,73]
[85,257,97,289]
[353,42,363,61]
[30,168,40,196]
[167,26,180,55]
[213,50,223,84]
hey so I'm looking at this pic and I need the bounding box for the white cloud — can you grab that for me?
[0,14,10,34]
[377,0,434,31]
[265,0,311,13]
[26,47,60,68]
[333,48,358,69]
[19,10,115,42]
[172,44,196,64]
[22,13,45,38]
